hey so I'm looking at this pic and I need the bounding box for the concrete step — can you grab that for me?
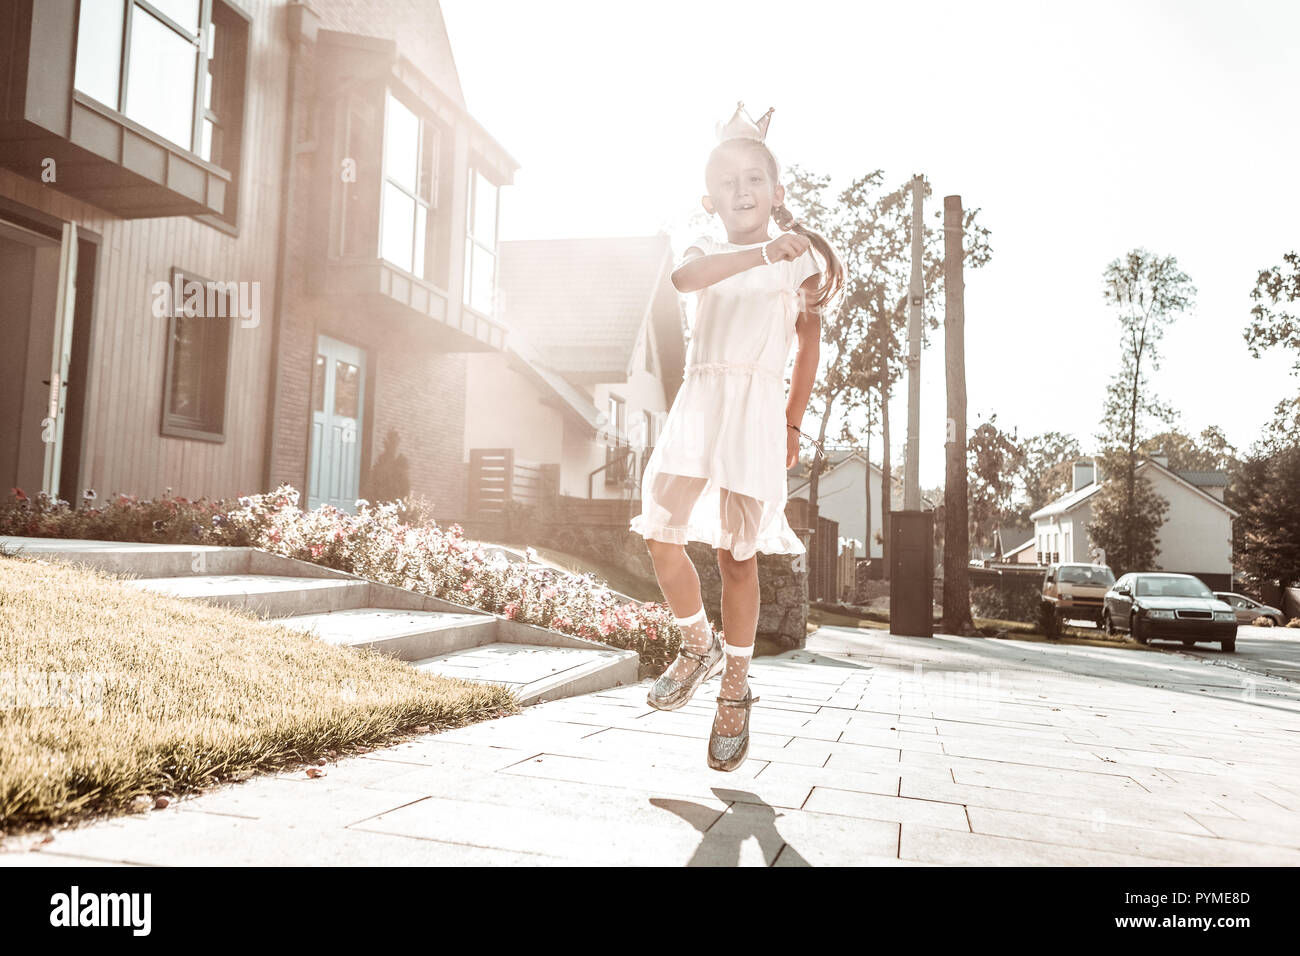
[6,535,642,706]
[0,536,251,577]
[128,574,371,618]
[276,608,496,661]
[411,642,639,706]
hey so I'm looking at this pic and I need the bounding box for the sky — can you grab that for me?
[441,0,1300,489]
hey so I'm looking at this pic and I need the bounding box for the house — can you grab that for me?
[1029,454,1238,589]
[990,525,1034,563]
[0,0,514,519]
[1001,535,1038,565]
[464,235,685,508]
[787,449,935,558]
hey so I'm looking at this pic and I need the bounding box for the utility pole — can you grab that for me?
[904,174,923,511]
[888,174,934,639]
[943,194,975,636]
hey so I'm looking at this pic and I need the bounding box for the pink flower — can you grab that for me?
[11,488,27,502]
[503,602,519,620]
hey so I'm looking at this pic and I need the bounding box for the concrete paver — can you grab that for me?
[4,623,1300,866]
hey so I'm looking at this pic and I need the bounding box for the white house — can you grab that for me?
[1029,454,1238,589]
[787,450,935,559]
[463,235,685,505]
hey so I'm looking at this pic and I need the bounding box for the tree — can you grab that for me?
[1091,249,1195,573]
[1260,395,1300,454]
[1016,431,1082,521]
[1245,251,1300,373]
[826,171,991,576]
[1141,426,1238,472]
[780,167,993,574]
[967,416,1026,554]
[1086,447,1171,575]
[942,194,978,636]
[1233,444,1300,594]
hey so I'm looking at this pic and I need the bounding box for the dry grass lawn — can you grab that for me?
[0,554,519,834]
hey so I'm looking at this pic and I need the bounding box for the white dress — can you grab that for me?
[629,233,821,561]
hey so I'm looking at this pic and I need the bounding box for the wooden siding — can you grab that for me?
[0,0,507,517]
[0,2,285,501]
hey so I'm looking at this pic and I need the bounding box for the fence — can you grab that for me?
[466,448,560,532]
[786,497,840,603]
[835,542,857,602]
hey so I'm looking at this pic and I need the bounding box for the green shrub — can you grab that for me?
[0,484,682,673]
[970,583,1040,624]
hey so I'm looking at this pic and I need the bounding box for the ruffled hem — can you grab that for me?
[628,513,806,562]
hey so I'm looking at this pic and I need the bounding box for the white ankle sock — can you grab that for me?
[673,605,708,628]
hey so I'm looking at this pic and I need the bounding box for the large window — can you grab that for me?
[74,1,248,216]
[379,93,441,279]
[161,268,233,441]
[464,166,500,315]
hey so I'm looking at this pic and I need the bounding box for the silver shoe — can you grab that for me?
[707,685,760,772]
[646,629,725,711]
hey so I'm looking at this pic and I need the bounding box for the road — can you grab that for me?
[1170,623,1300,684]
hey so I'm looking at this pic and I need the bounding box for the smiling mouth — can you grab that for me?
[733,203,756,211]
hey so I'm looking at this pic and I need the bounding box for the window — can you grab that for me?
[380,92,441,279]
[464,165,499,315]
[161,268,234,441]
[74,1,249,223]
[605,395,627,484]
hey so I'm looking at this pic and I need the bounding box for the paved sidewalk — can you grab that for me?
[4,625,1300,866]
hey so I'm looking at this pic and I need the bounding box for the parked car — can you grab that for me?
[1103,573,1237,652]
[1040,562,1115,637]
[1213,591,1284,627]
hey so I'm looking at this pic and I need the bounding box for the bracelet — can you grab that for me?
[760,242,772,266]
[786,423,800,431]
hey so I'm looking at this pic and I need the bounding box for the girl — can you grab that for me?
[629,102,845,771]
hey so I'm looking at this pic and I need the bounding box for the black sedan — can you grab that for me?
[1102,573,1238,652]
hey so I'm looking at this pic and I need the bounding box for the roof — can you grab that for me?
[787,447,866,483]
[993,525,1033,554]
[1144,459,1239,517]
[1031,457,1238,521]
[503,327,602,434]
[425,2,467,107]
[1003,538,1035,557]
[1174,470,1229,487]
[1029,481,1102,520]
[787,449,896,496]
[497,236,680,382]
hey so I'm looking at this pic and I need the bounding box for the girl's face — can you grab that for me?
[703,142,784,240]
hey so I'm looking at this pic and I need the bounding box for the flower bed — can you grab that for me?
[1,485,685,676]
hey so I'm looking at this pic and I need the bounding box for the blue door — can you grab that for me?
[308,335,365,513]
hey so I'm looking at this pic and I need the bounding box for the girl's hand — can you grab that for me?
[786,425,799,469]
[764,233,812,263]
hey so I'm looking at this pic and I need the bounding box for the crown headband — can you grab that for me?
[715,101,774,143]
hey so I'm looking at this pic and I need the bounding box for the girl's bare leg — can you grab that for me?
[646,539,715,682]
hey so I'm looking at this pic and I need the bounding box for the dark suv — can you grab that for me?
[1102,573,1237,652]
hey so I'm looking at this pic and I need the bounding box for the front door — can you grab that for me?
[0,218,76,500]
[307,335,366,513]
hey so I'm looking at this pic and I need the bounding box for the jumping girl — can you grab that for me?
[629,101,845,771]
